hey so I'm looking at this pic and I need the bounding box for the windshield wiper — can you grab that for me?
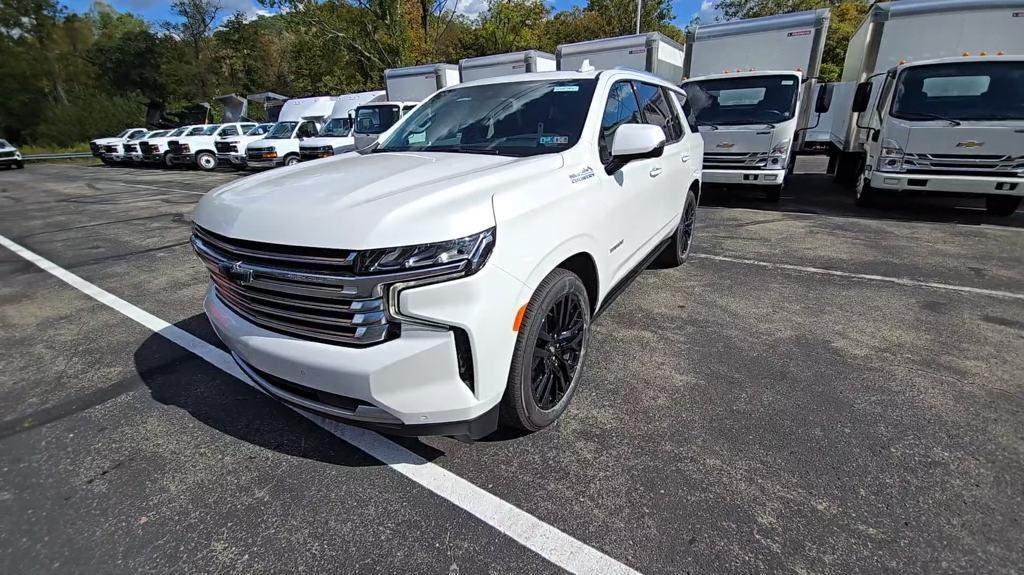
[424,146,501,155]
[697,122,719,131]
[900,112,962,126]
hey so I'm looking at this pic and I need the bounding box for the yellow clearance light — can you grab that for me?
[962,51,970,57]
[998,51,1005,56]
[980,51,988,56]
[899,59,906,65]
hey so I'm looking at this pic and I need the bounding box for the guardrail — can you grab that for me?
[22,152,94,161]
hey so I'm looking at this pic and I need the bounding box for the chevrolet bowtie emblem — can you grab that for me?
[717,142,735,149]
[956,140,984,148]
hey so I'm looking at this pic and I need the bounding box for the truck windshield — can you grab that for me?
[377,79,598,157]
[683,75,799,125]
[246,124,272,136]
[320,117,353,137]
[199,125,220,136]
[355,106,400,135]
[265,122,297,139]
[128,131,148,140]
[891,61,1024,122]
[0,139,10,148]
[168,127,187,137]
[186,127,206,136]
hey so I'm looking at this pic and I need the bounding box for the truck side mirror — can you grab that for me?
[606,124,666,175]
[852,81,873,113]
[815,83,834,114]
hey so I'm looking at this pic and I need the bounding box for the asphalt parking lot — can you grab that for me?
[1,162,1022,574]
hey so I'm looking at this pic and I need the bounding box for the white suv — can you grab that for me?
[192,69,703,439]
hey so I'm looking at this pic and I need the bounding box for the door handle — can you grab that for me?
[681,154,691,163]
[649,167,663,177]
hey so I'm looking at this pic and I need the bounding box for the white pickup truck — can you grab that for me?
[122,130,171,165]
[89,128,147,163]
[191,69,703,439]
[0,139,23,169]
[139,126,196,167]
[168,122,258,171]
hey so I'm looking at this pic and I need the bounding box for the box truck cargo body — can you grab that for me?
[459,50,556,82]
[299,90,385,160]
[834,0,1024,215]
[384,63,461,102]
[245,96,336,169]
[556,33,686,83]
[681,9,831,197]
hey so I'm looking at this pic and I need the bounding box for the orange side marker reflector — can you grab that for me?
[512,304,528,332]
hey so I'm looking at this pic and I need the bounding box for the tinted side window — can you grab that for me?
[672,92,699,133]
[219,126,238,137]
[599,81,643,164]
[634,82,683,143]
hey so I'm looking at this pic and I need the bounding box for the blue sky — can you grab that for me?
[61,0,719,28]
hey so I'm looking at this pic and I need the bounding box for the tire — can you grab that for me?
[196,151,218,171]
[655,189,698,268]
[834,152,863,186]
[855,173,877,207]
[100,157,114,166]
[765,184,782,202]
[163,152,174,169]
[501,269,591,432]
[986,195,1022,217]
[283,154,300,167]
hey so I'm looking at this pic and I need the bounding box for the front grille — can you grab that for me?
[192,225,389,346]
[903,153,1023,176]
[215,141,238,154]
[89,142,101,154]
[103,145,119,154]
[300,147,333,160]
[0,151,14,159]
[168,141,190,154]
[140,142,158,155]
[123,143,139,154]
[247,148,274,160]
[704,151,769,170]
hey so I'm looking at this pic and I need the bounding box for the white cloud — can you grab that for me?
[220,0,270,20]
[453,0,489,19]
[692,0,722,24]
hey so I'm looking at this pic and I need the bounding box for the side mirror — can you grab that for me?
[815,83,834,114]
[852,81,873,113]
[606,124,666,175]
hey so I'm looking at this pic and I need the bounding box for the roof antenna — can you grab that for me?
[577,59,595,73]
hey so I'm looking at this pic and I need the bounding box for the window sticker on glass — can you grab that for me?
[553,86,580,92]
[781,80,795,85]
[539,136,569,145]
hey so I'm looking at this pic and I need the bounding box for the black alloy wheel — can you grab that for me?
[655,188,697,267]
[531,291,587,410]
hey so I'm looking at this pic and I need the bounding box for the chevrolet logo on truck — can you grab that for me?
[956,140,985,149]
[716,142,735,149]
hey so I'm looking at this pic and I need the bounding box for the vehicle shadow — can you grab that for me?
[700,174,1024,229]
[133,313,449,466]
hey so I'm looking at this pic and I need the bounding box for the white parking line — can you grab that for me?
[0,234,642,575]
[694,253,1024,301]
[117,183,206,195]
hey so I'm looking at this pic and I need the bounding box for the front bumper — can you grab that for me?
[217,153,247,166]
[870,171,1024,196]
[168,153,195,165]
[703,168,787,186]
[102,153,126,163]
[202,260,524,437]
[245,157,282,169]
[0,157,22,166]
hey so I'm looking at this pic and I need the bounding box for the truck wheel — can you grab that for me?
[196,152,218,171]
[986,195,1022,217]
[855,174,877,207]
[284,155,300,167]
[501,269,591,432]
[834,152,863,186]
[766,184,782,202]
[655,189,697,267]
[163,152,174,169]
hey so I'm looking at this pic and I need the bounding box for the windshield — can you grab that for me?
[683,74,799,126]
[185,127,205,136]
[127,130,148,140]
[354,106,400,135]
[246,124,272,136]
[266,122,297,139]
[0,139,10,148]
[320,117,353,137]
[377,79,598,157]
[891,61,1024,122]
[149,131,169,138]
[199,125,220,136]
[168,127,188,137]
[115,129,131,138]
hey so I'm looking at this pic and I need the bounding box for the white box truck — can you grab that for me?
[350,64,460,151]
[459,50,557,82]
[299,90,385,161]
[245,96,337,169]
[556,32,686,83]
[680,8,832,200]
[832,0,1024,215]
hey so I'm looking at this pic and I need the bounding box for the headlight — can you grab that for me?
[878,138,905,172]
[356,228,495,275]
[768,139,791,168]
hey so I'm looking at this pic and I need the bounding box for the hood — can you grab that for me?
[194,151,561,249]
[699,126,776,154]
[92,137,126,146]
[300,136,353,148]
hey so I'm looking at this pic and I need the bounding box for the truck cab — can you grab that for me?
[683,70,814,199]
[852,56,1024,215]
[245,96,336,169]
[299,91,385,161]
[351,101,419,151]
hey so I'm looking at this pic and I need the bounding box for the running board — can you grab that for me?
[594,237,671,320]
